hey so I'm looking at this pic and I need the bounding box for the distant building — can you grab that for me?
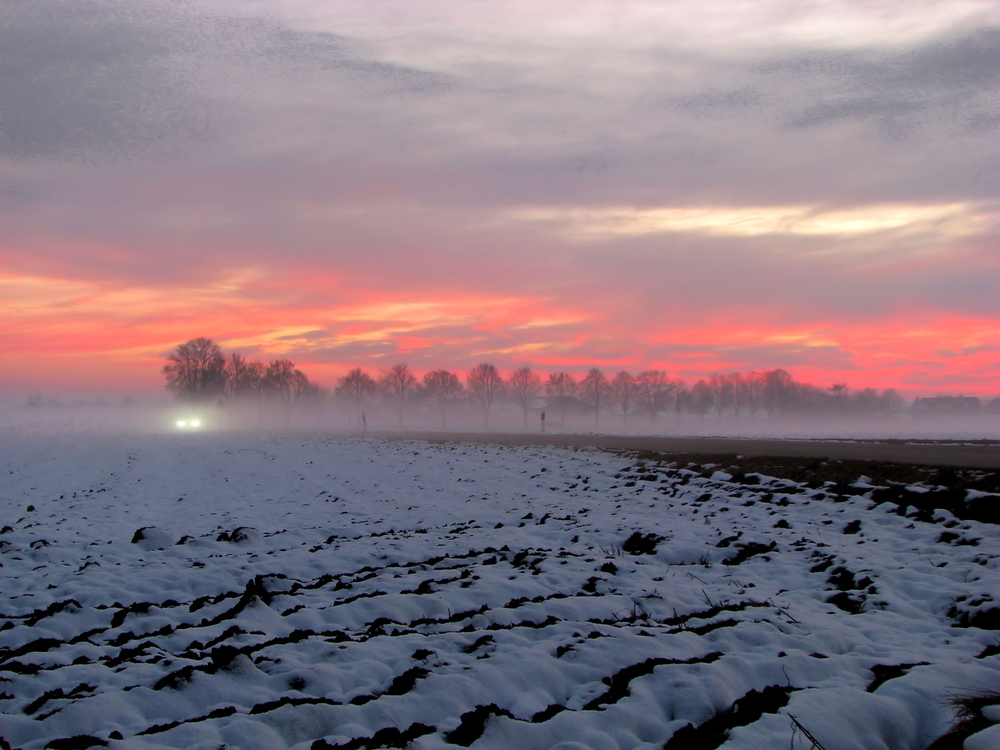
[912,396,982,416]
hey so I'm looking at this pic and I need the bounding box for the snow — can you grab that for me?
[981,704,1000,721]
[965,724,1000,750]
[2,431,1000,750]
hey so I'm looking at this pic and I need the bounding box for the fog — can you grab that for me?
[5,394,998,445]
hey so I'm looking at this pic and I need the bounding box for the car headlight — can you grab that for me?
[176,420,187,427]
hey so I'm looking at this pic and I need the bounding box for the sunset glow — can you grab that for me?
[2,1,998,398]
[511,202,994,241]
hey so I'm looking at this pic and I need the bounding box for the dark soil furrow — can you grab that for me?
[662,684,795,749]
[866,663,929,693]
[249,695,344,715]
[311,722,436,750]
[137,705,238,735]
[444,704,516,747]
[584,652,723,710]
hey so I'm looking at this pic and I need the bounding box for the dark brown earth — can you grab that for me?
[364,431,1000,501]
[368,431,1000,468]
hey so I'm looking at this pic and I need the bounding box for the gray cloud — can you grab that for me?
[0,0,454,161]
[3,3,998,210]
[762,28,1000,139]
[2,2,999,372]
[0,0,212,160]
[667,86,768,113]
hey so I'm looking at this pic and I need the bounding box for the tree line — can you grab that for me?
[164,337,911,429]
[333,364,907,429]
[162,337,323,409]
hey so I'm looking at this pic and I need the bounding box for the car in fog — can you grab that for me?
[174,415,204,430]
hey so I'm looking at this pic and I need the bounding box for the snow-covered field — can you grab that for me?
[2,432,1000,750]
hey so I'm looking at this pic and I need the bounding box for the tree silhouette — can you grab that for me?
[467,363,504,429]
[708,373,733,418]
[545,372,577,427]
[580,368,609,428]
[829,382,850,411]
[728,372,745,417]
[743,371,764,417]
[381,364,417,427]
[223,353,259,427]
[336,367,377,423]
[163,337,226,402]
[611,370,638,428]
[163,342,919,431]
[690,379,713,417]
[508,367,541,429]
[764,369,796,414]
[263,359,309,425]
[423,369,463,428]
[673,381,688,418]
[879,389,905,413]
[264,359,299,403]
[636,370,668,428]
[224,353,256,399]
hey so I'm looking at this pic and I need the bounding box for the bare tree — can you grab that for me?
[829,383,849,413]
[611,371,638,429]
[223,353,259,428]
[764,368,796,415]
[291,369,312,401]
[467,363,504,429]
[579,368,609,428]
[743,371,764,417]
[263,359,308,425]
[690,379,713,417]
[245,361,265,395]
[879,388,905,413]
[849,387,880,413]
[708,373,734,418]
[545,372,577,427]
[336,367,377,423]
[224,353,256,399]
[423,369,463,427]
[163,337,226,402]
[508,367,541,429]
[673,383,688,417]
[381,364,417,427]
[729,372,745,417]
[241,360,266,425]
[264,359,299,404]
[636,370,668,428]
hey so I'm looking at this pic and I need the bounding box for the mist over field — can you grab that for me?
[5,383,1000,443]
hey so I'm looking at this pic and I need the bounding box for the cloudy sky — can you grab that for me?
[2,0,999,396]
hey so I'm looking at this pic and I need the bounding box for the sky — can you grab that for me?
[2,0,999,397]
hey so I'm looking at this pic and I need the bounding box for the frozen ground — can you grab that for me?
[2,432,1000,750]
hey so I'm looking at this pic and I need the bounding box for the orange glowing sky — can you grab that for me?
[2,1,999,397]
